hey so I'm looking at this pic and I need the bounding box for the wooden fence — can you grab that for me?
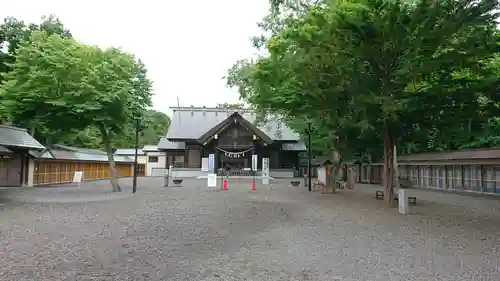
[352,160,500,194]
[397,164,500,194]
[34,160,133,186]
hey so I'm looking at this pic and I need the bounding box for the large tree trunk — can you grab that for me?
[393,144,400,195]
[30,124,36,136]
[100,126,122,192]
[383,129,395,207]
[327,150,342,193]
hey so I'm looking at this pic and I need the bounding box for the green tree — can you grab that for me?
[57,127,103,148]
[0,31,152,192]
[112,109,171,148]
[0,15,71,82]
[0,14,72,132]
[228,0,499,204]
[138,110,170,146]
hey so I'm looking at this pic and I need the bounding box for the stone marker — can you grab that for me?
[398,189,409,215]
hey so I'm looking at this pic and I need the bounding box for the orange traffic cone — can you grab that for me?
[223,179,228,190]
[251,179,256,190]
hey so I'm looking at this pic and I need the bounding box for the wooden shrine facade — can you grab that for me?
[158,107,306,172]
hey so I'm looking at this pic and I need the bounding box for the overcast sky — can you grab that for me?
[1,0,269,116]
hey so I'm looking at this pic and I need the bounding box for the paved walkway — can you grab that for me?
[0,178,498,280]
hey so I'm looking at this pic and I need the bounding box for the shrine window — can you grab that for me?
[174,155,185,164]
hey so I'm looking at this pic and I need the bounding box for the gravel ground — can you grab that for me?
[0,178,499,281]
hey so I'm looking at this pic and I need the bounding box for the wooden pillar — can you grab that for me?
[429,165,433,187]
[416,165,420,186]
[357,164,361,182]
[19,152,25,186]
[480,164,485,192]
[368,165,371,184]
[495,167,498,193]
[295,152,299,171]
[371,165,376,184]
[184,147,189,168]
[347,166,353,189]
[200,146,204,168]
[444,165,449,189]
[460,165,465,189]
[215,139,219,172]
[324,164,329,184]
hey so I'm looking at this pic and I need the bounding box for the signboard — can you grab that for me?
[262,157,269,185]
[207,173,217,187]
[317,167,326,184]
[73,171,83,187]
[208,154,215,171]
[201,157,209,171]
[252,154,258,171]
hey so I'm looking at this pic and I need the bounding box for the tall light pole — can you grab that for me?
[305,122,313,192]
[132,118,140,193]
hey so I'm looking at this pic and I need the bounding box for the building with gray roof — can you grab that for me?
[0,125,46,186]
[158,106,305,174]
[0,124,135,186]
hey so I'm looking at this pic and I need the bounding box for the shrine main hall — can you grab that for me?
[157,106,305,178]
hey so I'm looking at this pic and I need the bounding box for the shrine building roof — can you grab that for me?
[164,107,301,142]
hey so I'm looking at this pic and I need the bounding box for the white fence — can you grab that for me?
[150,167,167,177]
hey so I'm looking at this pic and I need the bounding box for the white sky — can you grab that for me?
[1,0,269,116]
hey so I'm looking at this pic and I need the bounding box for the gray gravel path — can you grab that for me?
[0,178,499,281]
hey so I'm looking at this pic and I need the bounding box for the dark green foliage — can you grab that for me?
[0,17,155,191]
[0,15,167,150]
[227,0,500,201]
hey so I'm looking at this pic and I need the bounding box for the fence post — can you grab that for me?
[480,165,485,192]
[444,165,448,189]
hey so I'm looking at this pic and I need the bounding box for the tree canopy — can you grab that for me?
[0,17,160,192]
[0,15,170,149]
[227,0,500,202]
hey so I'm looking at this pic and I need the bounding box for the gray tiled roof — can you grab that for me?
[157,137,186,150]
[165,107,300,141]
[0,145,13,153]
[29,149,52,158]
[114,148,145,155]
[142,145,159,152]
[38,148,134,163]
[52,144,104,155]
[0,125,45,150]
[282,142,307,151]
[38,150,55,159]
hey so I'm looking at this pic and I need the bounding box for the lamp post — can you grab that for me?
[304,122,313,192]
[132,118,141,193]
